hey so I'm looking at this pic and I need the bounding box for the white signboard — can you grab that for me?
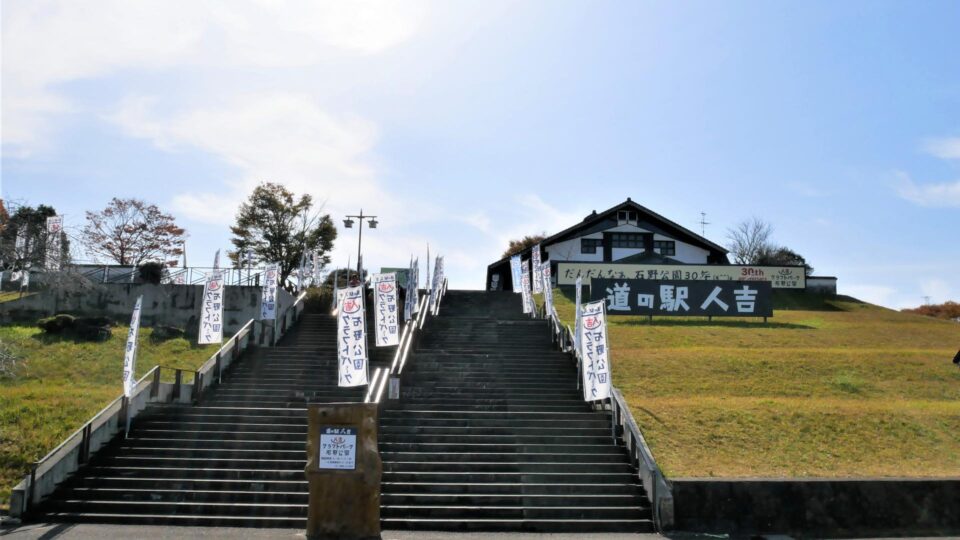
[318,426,357,470]
[337,285,368,387]
[520,259,534,314]
[45,216,63,271]
[198,272,224,344]
[122,295,143,398]
[372,272,400,347]
[574,276,583,354]
[542,264,554,316]
[579,300,611,401]
[558,262,806,289]
[510,255,522,294]
[531,244,543,294]
[260,263,279,320]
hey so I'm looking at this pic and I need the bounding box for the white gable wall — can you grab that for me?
[543,229,712,264]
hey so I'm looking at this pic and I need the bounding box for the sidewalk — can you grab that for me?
[0,523,663,540]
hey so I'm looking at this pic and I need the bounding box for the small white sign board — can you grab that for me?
[318,427,357,470]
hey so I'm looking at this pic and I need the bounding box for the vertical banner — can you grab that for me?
[15,228,27,256]
[122,295,144,398]
[45,216,63,271]
[312,251,321,286]
[411,258,420,314]
[260,263,279,320]
[372,272,400,346]
[21,270,30,290]
[542,264,554,316]
[429,256,442,314]
[213,249,220,270]
[520,259,534,314]
[198,271,224,344]
[574,276,583,354]
[332,269,340,315]
[531,244,543,294]
[579,300,611,401]
[404,258,415,322]
[337,285,368,387]
[510,255,522,294]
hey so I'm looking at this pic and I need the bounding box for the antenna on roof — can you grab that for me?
[923,295,931,305]
[699,212,710,236]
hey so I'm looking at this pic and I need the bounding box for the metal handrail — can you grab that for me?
[544,303,674,531]
[8,301,310,520]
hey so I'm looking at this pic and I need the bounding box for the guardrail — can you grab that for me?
[545,300,675,532]
[8,290,310,520]
[364,280,446,404]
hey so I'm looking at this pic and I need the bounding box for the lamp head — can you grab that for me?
[343,218,354,228]
[368,218,378,229]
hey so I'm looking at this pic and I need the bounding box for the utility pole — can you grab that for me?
[923,295,931,306]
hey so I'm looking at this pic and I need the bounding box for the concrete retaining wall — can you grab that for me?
[672,478,960,537]
[0,283,293,335]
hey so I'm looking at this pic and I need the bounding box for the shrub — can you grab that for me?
[151,325,184,342]
[37,314,113,341]
[37,314,76,334]
[138,262,165,284]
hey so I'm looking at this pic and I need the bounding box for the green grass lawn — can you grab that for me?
[549,289,960,478]
[0,324,215,510]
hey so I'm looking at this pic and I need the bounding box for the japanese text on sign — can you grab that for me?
[520,259,534,314]
[559,263,805,289]
[591,279,773,317]
[372,272,400,347]
[337,285,368,387]
[198,272,224,344]
[531,244,543,294]
[260,263,279,320]
[122,295,143,397]
[318,426,357,470]
[579,300,611,401]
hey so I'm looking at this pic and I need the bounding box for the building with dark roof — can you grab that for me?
[486,198,730,290]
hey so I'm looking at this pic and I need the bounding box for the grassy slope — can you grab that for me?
[0,325,215,509]
[550,290,960,478]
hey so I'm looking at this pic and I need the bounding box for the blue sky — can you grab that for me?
[2,0,958,308]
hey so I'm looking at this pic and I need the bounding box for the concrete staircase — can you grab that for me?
[35,312,368,527]
[380,290,654,532]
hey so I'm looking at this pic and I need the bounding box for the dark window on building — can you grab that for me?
[654,240,676,256]
[617,210,638,224]
[581,238,602,254]
[611,233,644,248]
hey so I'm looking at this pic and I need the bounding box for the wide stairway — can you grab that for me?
[36,312,368,527]
[380,290,653,532]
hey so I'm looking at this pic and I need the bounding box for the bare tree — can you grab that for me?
[82,198,186,266]
[726,217,773,264]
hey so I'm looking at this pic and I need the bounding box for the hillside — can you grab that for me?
[550,289,960,478]
[0,324,214,510]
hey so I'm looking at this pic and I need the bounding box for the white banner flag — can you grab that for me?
[429,256,443,314]
[404,258,415,322]
[542,263,554,316]
[579,300,611,401]
[260,263,279,320]
[198,271,224,344]
[337,285,368,387]
[45,216,63,271]
[411,258,420,314]
[510,255,522,294]
[531,244,543,294]
[122,295,144,398]
[574,276,583,354]
[21,270,29,289]
[15,228,27,255]
[373,272,400,346]
[520,259,534,314]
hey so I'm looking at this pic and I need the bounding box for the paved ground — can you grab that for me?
[0,523,665,540]
[0,523,950,540]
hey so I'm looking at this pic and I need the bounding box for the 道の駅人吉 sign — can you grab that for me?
[318,426,357,470]
[590,279,773,318]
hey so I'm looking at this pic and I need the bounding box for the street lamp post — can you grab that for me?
[343,210,378,279]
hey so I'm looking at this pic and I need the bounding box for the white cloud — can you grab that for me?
[1,0,427,156]
[895,172,960,208]
[923,136,960,160]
